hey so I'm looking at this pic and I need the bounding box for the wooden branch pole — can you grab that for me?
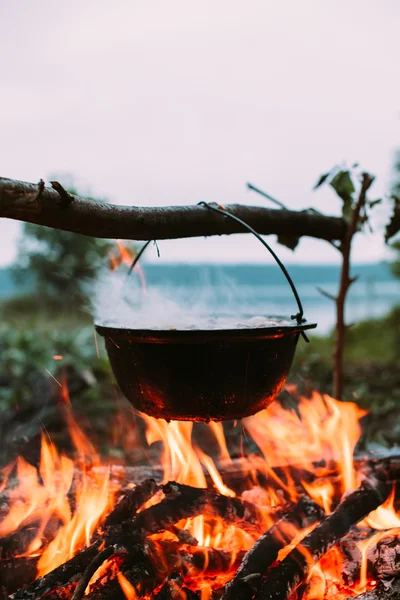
[0,177,346,243]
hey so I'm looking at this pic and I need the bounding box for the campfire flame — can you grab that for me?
[1,387,399,599]
[108,240,147,292]
[117,570,138,599]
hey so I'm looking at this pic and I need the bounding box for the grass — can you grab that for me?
[295,305,400,365]
[0,294,93,330]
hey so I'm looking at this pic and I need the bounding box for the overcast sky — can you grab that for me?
[1,0,399,265]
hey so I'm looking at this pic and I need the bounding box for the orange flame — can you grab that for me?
[244,392,365,510]
[0,381,117,578]
[364,486,400,529]
[117,571,137,599]
[36,390,116,575]
[1,388,397,598]
[108,240,146,292]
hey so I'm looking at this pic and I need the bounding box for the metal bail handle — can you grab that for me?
[197,201,309,343]
[126,203,310,342]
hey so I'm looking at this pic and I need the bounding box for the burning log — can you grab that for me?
[158,576,187,599]
[11,542,102,600]
[0,516,62,561]
[258,477,390,600]
[368,530,400,580]
[106,482,270,549]
[10,479,161,599]
[11,480,258,600]
[0,527,39,560]
[71,546,121,600]
[153,573,185,599]
[168,525,199,545]
[157,542,246,575]
[221,495,324,600]
[0,557,38,595]
[161,482,268,528]
[348,579,400,599]
[111,458,320,496]
[337,529,400,588]
[83,541,242,600]
[108,456,400,502]
[104,478,159,528]
[339,536,363,587]
[3,431,399,600]
[151,576,203,600]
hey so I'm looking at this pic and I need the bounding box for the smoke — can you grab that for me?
[92,266,293,331]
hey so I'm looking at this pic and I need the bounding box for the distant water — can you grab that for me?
[139,263,400,335]
[1,263,399,335]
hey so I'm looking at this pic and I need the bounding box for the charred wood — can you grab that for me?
[85,541,171,600]
[71,546,119,600]
[168,525,199,546]
[110,456,400,499]
[162,482,268,528]
[153,573,185,599]
[104,478,159,528]
[367,457,400,489]
[0,516,61,560]
[339,535,363,587]
[337,529,400,588]
[0,557,38,595]
[368,530,400,580]
[221,495,324,600]
[257,478,390,600]
[11,541,101,600]
[347,579,400,599]
[155,542,245,576]
[9,480,159,599]
[111,459,321,495]
[10,482,253,599]
[106,482,268,549]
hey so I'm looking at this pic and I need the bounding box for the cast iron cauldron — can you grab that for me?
[95,320,316,422]
[95,202,317,421]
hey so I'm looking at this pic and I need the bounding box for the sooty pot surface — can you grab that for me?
[95,322,316,422]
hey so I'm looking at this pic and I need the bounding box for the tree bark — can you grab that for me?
[0,177,346,242]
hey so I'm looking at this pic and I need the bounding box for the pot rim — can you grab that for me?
[95,320,317,343]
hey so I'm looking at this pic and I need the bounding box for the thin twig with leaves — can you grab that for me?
[314,166,376,399]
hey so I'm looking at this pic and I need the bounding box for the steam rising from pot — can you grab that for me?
[92,267,293,331]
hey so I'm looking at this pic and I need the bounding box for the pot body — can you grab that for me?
[96,323,316,422]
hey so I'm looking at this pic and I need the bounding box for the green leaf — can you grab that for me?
[277,234,300,251]
[313,171,331,190]
[329,170,355,221]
